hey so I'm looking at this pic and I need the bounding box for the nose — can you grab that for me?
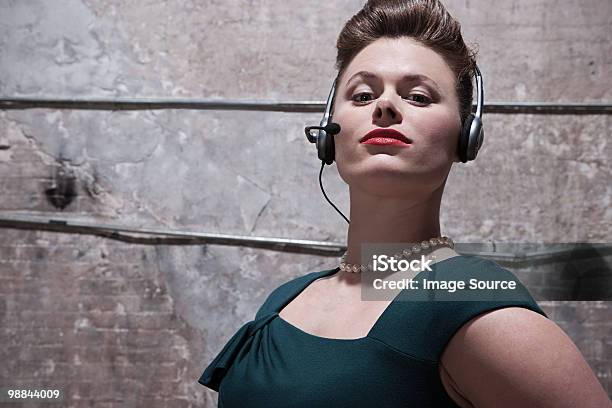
[373,97,402,125]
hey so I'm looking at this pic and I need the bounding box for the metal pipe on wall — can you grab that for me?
[1,98,611,114]
[1,213,610,265]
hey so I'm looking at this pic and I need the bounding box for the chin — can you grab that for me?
[341,159,451,194]
[346,171,438,197]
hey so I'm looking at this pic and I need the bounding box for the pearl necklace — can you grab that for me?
[339,236,455,273]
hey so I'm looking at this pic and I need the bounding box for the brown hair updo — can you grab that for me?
[335,0,479,125]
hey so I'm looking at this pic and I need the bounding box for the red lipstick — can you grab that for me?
[360,129,412,146]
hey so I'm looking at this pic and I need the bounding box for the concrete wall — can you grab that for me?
[0,0,610,406]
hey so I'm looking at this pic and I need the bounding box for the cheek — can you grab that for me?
[333,126,358,183]
[410,110,461,151]
[331,113,360,183]
[331,107,359,154]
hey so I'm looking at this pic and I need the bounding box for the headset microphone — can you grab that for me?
[304,122,341,141]
[322,122,341,135]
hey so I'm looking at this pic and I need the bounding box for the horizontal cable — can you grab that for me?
[1,97,611,114]
[0,213,610,265]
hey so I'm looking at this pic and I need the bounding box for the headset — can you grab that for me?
[303,65,485,224]
[305,64,484,165]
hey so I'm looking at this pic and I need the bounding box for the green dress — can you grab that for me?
[199,254,548,407]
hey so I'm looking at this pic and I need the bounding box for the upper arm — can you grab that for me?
[440,307,611,408]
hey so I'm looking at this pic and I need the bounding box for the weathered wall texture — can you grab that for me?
[0,0,610,406]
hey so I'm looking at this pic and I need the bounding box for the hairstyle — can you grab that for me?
[335,0,479,125]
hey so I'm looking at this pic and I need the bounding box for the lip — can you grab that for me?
[360,128,412,145]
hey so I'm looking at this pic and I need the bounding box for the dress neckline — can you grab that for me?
[273,254,466,342]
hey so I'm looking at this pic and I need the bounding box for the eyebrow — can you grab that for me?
[345,70,442,94]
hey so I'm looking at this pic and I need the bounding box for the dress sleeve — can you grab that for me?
[254,270,328,319]
[198,320,253,391]
[384,256,549,363]
[426,259,549,362]
[198,313,278,391]
[199,270,324,391]
[198,280,289,391]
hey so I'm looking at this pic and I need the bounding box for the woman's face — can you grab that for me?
[332,36,462,198]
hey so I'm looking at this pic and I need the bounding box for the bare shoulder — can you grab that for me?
[439,307,611,408]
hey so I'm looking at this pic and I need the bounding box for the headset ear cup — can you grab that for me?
[316,130,326,162]
[458,114,474,163]
[466,116,484,161]
[326,133,335,165]
[317,130,334,165]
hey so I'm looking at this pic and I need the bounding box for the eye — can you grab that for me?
[406,93,432,105]
[352,92,374,104]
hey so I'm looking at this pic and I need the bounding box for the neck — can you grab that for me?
[344,181,445,267]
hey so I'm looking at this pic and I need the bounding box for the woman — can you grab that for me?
[199,1,610,407]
